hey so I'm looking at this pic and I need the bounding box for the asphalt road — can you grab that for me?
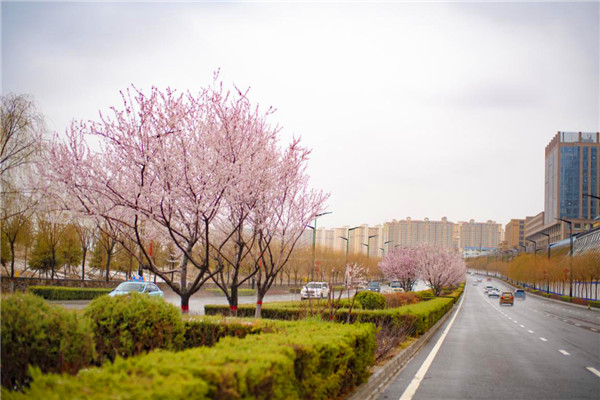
[377,275,600,400]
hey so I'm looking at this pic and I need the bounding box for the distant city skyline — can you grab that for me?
[2,2,598,228]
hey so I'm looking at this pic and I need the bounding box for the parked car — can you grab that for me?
[366,281,381,293]
[500,291,514,306]
[108,281,164,297]
[514,289,526,300]
[301,282,330,299]
[389,281,404,292]
[488,288,500,298]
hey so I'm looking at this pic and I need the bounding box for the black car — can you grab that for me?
[366,281,381,293]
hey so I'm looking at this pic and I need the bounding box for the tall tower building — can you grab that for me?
[545,132,600,225]
[505,219,525,250]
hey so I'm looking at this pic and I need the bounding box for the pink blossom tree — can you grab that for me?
[378,247,420,292]
[44,76,301,313]
[415,244,466,296]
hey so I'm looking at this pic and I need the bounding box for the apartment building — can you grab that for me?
[505,219,525,250]
[458,220,502,251]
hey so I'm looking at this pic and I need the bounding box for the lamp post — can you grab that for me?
[519,245,526,254]
[539,232,551,259]
[307,212,332,282]
[339,226,360,267]
[381,240,392,257]
[555,218,573,298]
[362,234,377,259]
[526,239,537,256]
[583,193,600,222]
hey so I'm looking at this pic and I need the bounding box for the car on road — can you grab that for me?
[488,288,500,298]
[366,281,382,293]
[514,289,526,300]
[500,291,514,306]
[108,281,164,297]
[301,282,330,299]
[389,281,405,292]
[484,285,494,294]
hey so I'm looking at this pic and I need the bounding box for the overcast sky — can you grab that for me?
[2,1,599,229]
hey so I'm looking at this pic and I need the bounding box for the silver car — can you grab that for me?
[108,281,164,297]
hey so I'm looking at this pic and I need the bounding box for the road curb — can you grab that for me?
[347,300,459,400]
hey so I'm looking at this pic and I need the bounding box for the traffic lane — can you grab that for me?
[378,280,600,400]
[479,280,600,369]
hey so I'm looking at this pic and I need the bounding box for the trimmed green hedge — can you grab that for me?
[1,293,95,390]
[355,291,386,310]
[28,286,111,301]
[84,293,185,363]
[5,320,376,400]
[204,288,256,297]
[205,297,455,336]
[183,316,272,348]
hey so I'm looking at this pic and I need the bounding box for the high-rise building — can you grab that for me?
[384,217,456,249]
[505,219,525,250]
[545,131,600,225]
[527,132,600,245]
[458,220,502,251]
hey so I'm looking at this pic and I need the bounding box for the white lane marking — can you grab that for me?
[586,367,600,378]
[540,337,548,342]
[520,324,525,328]
[575,324,581,327]
[558,350,570,356]
[528,330,534,334]
[399,285,467,400]
[513,321,518,324]
[592,328,598,332]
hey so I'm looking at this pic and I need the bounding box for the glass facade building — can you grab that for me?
[544,132,600,225]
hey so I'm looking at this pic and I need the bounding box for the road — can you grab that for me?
[377,275,600,400]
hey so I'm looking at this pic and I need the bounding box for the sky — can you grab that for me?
[2,1,599,230]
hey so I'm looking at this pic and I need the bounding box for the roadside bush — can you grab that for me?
[589,300,600,309]
[571,297,589,306]
[560,296,572,303]
[355,291,386,310]
[28,286,111,301]
[6,321,376,400]
[183,316,272,348]
[204,288,256,297]
[1,292,95,390]
[414,290,434,301]
[384,292,420,308]
[84,293,185,363]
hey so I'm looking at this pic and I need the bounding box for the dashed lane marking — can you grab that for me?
[528,330,534,334]
[558,350,570,356]
[540,337,548,342]
[520,324,525,328]
[586,367,600,378]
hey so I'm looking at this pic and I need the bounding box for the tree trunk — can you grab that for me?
[81,246,87,281]
[9,241,15,278]
[255,290,266,318]
[105,251,111,283]
[229,286,238,317]
[181,292,190,314]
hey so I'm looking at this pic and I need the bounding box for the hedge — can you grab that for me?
[1,293,95,390]
[204,288,256,297]
[28,286,111,301]
[355,291,386,310]
[84,293,185,363]
[4,320,376,400]
[183,316,274,348]
[206,297,455,336]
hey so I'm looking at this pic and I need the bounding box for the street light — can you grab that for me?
[307,211,332,281]
[555,217,573,298]
[526,239,537,256]
[339,226,360,267]
[381,240,392,257]
[539,232,551,259]
[362,234,377,259]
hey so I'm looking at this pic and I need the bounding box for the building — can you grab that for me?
[505,219,525,250]
[458,220,502,251]
[383,217,457,250]
[528,131,600,245]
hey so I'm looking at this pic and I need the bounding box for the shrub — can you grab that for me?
[589,300,600,309]
[28,286,111,301]
[355,291,386,310]
[7,320,376,400]
[571,297,589,306]
[560,296,572,303]
[414,290,435,300]
[384,292,421,308]
[204,288,256,297]
[1,292,95,390]
[84,293,185,363]
[183,316,270,348]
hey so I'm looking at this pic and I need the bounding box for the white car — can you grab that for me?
[301,282,330,299]
[389,281,405,292]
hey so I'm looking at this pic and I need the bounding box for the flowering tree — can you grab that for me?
[44,76,301,312]
[415,244,465,296]
[251,140,328,318]
[378,247,420,292]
